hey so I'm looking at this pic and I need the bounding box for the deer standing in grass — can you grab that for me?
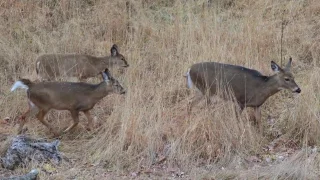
[36,44,129,81]
[186,58,301,132]
[11,69,125,137]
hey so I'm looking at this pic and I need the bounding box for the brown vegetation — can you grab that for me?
[1,0,320,179]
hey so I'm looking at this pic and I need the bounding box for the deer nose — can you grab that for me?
[120,90,126,95]
[295,88,301,93]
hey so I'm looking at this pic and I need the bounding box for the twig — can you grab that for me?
[280,9,288,66]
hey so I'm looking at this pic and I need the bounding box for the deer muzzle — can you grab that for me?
[295,88,301,93]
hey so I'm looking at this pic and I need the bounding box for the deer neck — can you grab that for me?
[91,82,110,101]
[256,75,281,104]
[98,56,116,67]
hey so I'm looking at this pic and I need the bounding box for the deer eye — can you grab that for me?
[285,78,290,81]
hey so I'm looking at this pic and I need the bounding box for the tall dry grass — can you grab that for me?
[1,0,320,179]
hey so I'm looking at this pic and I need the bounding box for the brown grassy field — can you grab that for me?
[1,0,320,179]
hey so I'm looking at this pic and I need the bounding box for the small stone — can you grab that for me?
[277,155,285,161]
[131,172,138,177]
[265,157,272,163]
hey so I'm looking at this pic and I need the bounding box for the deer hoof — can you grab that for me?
[50,130,62,138]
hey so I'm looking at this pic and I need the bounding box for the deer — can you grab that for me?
[36,44,129,81]
[186,58,301,133]
[11,69,126,137]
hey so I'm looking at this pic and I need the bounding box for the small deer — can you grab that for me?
[186,58,301,132]
[36,44,129,81]
[11,69,125,137]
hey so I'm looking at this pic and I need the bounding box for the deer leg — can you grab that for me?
[205,95,212,106]
[254,107,262,133]
[20,106,30,121]
[83,110,93,131]
[17,108,30,134]
[63,110,80,133]
[234,104,244,120]
[17,101,36,134]
[19,101,35,120]
[36,109,59,136]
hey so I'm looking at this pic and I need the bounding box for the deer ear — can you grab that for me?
[110,44,119,57]
[271,61,282,72]
[102,69,110,82]
[284,57,292,71]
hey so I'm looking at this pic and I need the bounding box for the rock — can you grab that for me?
[311,147,318,154]
[1,169,39,180]
[265,157,272,163]
[1,135,62,170]
[130,172,138,177]
[277,155,285,161]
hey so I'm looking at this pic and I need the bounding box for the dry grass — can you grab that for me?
[1,0,320,179]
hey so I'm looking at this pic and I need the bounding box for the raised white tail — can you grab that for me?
[11,81,29,92]
[186,68,193,88]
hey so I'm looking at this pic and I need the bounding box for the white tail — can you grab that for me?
[11,81,29,91]
[186,68,193,88]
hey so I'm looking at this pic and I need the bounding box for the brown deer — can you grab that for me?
[186,58,301,132]
[11,69,125,137]
[36,44,129,81]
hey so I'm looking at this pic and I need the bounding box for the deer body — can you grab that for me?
[26,81,112,111]
[11,69,125,137]
[36,44,129,81]
[187,59,301,132]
